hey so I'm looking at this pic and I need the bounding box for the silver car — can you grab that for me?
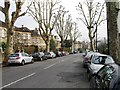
[8,52,34,65]
[45,52,56,59]
[87,53,115,81]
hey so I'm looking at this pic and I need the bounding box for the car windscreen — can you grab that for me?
[92,56,114,64]
[92,56,107,64]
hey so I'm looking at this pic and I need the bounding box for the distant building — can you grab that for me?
[74,41,83,50]
[13,26,32,48]
[51,35,61,49]
[31,28,46,50]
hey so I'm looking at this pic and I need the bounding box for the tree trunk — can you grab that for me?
[70,40,73,52]
[106,2,120,62]
[90,37,95,51]
[89,30,95,51]
[45,36,50,52]
[4,28,14,63]
[60,37,64,50]
[119,34,120,60]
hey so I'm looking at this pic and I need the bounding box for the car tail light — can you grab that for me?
[16,56,21,59]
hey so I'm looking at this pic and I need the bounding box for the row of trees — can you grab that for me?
[27,0,81,52]
[0,0,80,63]
[0,0,120,63]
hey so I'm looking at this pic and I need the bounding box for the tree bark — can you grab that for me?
[4,28,13,63]
[45,36,50,52]
[106,2,120,62]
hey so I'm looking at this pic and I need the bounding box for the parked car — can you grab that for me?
[45,52,56,59]
[87,53,115,81]
[55,51,62,57]
[32,52,47,61]
[73,50,78,54]
[8,52,34,65]
[61,51,66,56]
[89,63,120,90]
[83,51,94,68]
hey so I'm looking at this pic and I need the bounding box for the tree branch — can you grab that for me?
[0,20,6,28]
[77,2,89,26]
[96,2,105,24]
[0,6,4,13]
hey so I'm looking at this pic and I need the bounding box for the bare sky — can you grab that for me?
[0,0,108,42]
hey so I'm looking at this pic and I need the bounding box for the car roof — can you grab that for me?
[93,53,109,57]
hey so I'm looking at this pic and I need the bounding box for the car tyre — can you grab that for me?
[40,57,43,61]
[21,60,25,66]
[31,59,34,63]
[87,72,91,81]
[83,64,86,68]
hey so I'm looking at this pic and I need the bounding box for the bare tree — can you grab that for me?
[76,0,105,51]
[69,22,81,52]
[0,0,27,63]
[27,0,60,52]
[55,6,70,48]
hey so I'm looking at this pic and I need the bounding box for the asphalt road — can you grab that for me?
[1,53,90,89]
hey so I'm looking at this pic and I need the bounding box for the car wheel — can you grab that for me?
[31,59,34,63]
[52,56,54,59]
[87,72,91,81]
[40,57,43,61]
[21,60,25,66]
[83,64,86,68]
[89,77,94,89]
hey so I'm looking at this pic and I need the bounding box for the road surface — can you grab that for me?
[2,53,90,89]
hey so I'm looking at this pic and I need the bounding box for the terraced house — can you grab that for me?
[0,27,7,52]
[13,26,46,53]
[31,28,46,51]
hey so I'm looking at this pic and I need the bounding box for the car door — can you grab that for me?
[22,53,31,63]
[95,66,108,89]
[97,65,115,89]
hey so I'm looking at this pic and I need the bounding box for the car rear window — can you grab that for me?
[45,52,50,55]
[9,54,19,57]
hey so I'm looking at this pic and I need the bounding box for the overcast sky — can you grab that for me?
[0,0,108,42]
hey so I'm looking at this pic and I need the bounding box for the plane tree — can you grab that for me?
[27,0,60,52]
[55,6,71,48]
[69,22,81,52]
[76,0,105,51]
[0,0,28,63]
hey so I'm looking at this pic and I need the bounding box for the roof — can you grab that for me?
[14,26,31,32]
[31,30,40,36]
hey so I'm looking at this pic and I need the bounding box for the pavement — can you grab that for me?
[0,54,2,67]
[0,62,2,68]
